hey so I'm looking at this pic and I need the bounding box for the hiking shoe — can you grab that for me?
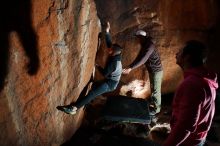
[149,110,158,116]
[149,104,160,116]
[57,105,77,115]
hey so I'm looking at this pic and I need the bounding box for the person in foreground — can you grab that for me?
[58,22,123,115]
[163,40,218,146]
[123,30,163,115]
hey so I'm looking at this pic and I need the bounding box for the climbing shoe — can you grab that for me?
[57,105,77,115]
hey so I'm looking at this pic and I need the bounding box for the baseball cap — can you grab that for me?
[135,30,147,37]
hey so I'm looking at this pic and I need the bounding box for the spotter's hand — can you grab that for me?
[122,68,132,74]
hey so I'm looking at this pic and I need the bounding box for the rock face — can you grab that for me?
[0,0,219,146]
[0,0,100,146]
[95,0,220,97]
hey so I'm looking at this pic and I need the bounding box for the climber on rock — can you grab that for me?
[57,22,123,115]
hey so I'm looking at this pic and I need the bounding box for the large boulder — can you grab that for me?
[0,0,100,145]
[0,0,219,145]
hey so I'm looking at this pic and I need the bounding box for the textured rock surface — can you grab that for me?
[0,0,100,146]
[0,0,219,146]
[95,0,220,97]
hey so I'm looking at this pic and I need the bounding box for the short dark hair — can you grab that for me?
[182,40,207,66]
[112,43,122,54]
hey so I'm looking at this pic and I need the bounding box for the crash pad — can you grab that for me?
[101,95,151,124]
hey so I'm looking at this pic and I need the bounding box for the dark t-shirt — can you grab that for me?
[129,40,162,73]
[96,32,122,82]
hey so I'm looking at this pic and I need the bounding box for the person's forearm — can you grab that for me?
[130,45,154,69]
[129,56,147,70]
[105,32,112,48]
[164,107,199,145]
[163,125,191,146]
